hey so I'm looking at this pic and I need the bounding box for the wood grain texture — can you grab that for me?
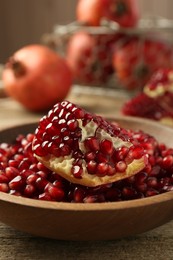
[0,221,172,260]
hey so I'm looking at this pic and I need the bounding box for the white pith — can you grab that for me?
[144,72,173,98]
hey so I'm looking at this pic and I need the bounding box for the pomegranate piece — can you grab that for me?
[113,37,173,90]
[122,69,173,125]
[0,125,173,202]
[33,101,147,187]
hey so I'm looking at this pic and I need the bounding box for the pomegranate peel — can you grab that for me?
[33,101,147,187]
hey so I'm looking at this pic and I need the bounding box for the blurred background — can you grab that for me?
[1,0,173,63]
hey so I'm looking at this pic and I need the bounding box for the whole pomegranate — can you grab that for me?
[76,0,140,28]
[112,36,173,90]
[2,44,72,112]
[66,31,123,85]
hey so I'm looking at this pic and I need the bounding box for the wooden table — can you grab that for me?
[0,86,173,260]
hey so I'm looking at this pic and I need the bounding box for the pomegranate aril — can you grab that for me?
[0,183,9,193]
[162,155,173,169]
[71,165,83,178]
[83,194,105,203]
[100,139,113,155]
[73,187,86,202]
[84,137,99,151]
[45,183,65,201]
[23,184,36,197]
[36,177,49,191]
[0,173,9,183]
[96,163,108,176]
[147,177,158,188]
[115,161,127,172]
[39,192,54,201]
[87,161,97,174]
[146,189,159,197]
[9,176,25,191]
[5,167,19,180]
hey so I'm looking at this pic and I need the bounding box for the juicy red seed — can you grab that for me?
[18,159,30,170]
[107,165,116,176]
[85,152,96,161]
[23,184,36,197]
[0,174,9,183]
[115,161,127,172]
[73,187,86,202]
[127,146,144,160]
[84,137,99,151]
[39,192,53,201]
[105,188,120,201]
[100,139,113,155]
[9,190,21,196]
[146,189,159,197]
[0,183,9,193]
[67,119,79,131]
[162,155,173,169]
[8,160,20,168]
[33,143,48,157]
[87,161,97,174]
[147,177,158,188]
[71,165,83,178]
[36,177,49,191]
[9,176,25,191]
[45,183,65,201]
[5,167,19,180]
[83,194,106,203]
[135,172,148,184]
[122,187,137,199]
[96,163,108,176]
[96,152,108,163]
[26,174,39,185]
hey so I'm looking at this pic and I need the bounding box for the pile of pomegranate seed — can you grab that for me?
[0,127,172,203]
[32,101,146,187]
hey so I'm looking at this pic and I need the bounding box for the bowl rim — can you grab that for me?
[0,190,173,211]
[0,117,173,212]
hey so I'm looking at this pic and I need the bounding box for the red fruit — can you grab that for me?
[76,0,140,28]
[2,44,72,112]
[122,69,173,125]
[33,100,147,187]
[76,0,104,26]
[113,37,173,90]
[104,0,140,28]
[66,31,123,85]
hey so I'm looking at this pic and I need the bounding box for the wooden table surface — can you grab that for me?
[0,86,173,260]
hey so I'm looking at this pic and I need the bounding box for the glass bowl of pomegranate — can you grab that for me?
[0,101,173,240]
[42,15,173,93]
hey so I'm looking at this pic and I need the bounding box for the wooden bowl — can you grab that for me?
[0,116,173,241]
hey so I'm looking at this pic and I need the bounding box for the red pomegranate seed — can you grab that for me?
[45,183,65,201]
[100,139,113,155]
[36,177,49,191]
[73,187,86,202]
[96,163,108,176]
[71,165,83,178]
[0,183,9,193]
[84,137,100,152]
[162,155,173,169]
[5,167,19,180]
[9,176,25,191]
[23,184,36,197]
[0,173,9,183]
[116,161,127,172]
[39,192,53,201]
